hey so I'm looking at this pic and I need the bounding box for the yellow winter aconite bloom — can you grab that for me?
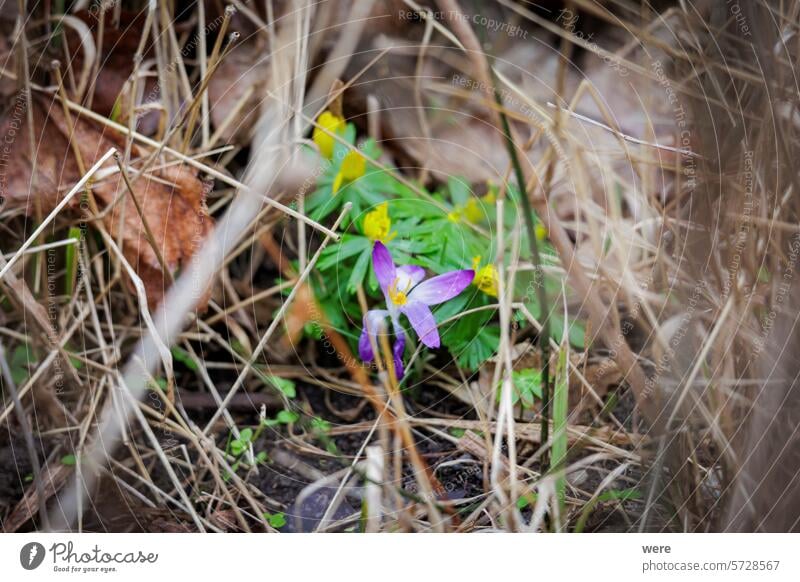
[447,208,462,222]
[363,203,395,243]
[453,188,497,225]
[464,197,483,223]
[472,256,499,298]
[332,150,366,194]
[312,111,345,159]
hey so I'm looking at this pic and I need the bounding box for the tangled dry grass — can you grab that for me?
[0,0,799,533]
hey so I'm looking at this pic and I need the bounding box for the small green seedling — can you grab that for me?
[516,492,538,510]
[310,416,338,454]
[259,374,296,399]
[224,427,264,481]
[228,428,254,457]
[262,409,300,427]
[263,511,287,528]
[497,368,544,409]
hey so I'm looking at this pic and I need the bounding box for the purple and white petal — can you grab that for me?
[392,327,406,380]
[372,242,396,294]
[401,301,440,348]
[396,264,426,290]
[407,269,474,306]
[358,309,388,362]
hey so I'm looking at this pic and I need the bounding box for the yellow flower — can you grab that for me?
[363,202,395,243]
[312,111,345,159]
[535,223,548,241]
[332,150,366,194]
[464,197,483,223]
[472,256,499,298]
[455,189,497,225]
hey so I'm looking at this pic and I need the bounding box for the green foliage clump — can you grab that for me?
[306,113,585,380]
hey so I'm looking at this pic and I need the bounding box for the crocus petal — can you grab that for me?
[396,264,426,290]
[408,269,475,306]
[401,301,440,348]
[372,242,396,295]
[392,327,406,380]
[358,309,389,362]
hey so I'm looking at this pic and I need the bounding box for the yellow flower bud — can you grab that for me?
[363,202,394,242]
[464,197,484,223]
[332,150,367,194]
[447,207,463,222]
[472,256,499,297]
[340,150,366,180]
[312,111,345,159]
[535,223,548,241]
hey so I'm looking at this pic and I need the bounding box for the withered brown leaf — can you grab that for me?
[0,96,214,308]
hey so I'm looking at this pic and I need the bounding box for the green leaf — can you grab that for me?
[552,345,570,519]
[346,247,372,294]
[444,325,500,372]
[433,292,471,324]
[262,374,296,399]
[317,235,370,271]
[447,176,472,205]
[303,321,324,340]
[276,409,299,424]
[61,454,76,466]
[64,226,81,295]
[511,368,543,407]
[171,346,198,371]
[305,185,335,215]
[230,428,254,456]
[264,511,287,528]
[311,417,331,433]
[391,197,444,220]
[110,95,123,122]
[568,319,587,349]
[440,295,499,372]
[359,138,382,160]
[550,315,588,349]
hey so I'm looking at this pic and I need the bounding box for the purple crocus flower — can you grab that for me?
[358,242,474,379]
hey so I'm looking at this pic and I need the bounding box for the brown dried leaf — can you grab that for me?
[0,97,213,308]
